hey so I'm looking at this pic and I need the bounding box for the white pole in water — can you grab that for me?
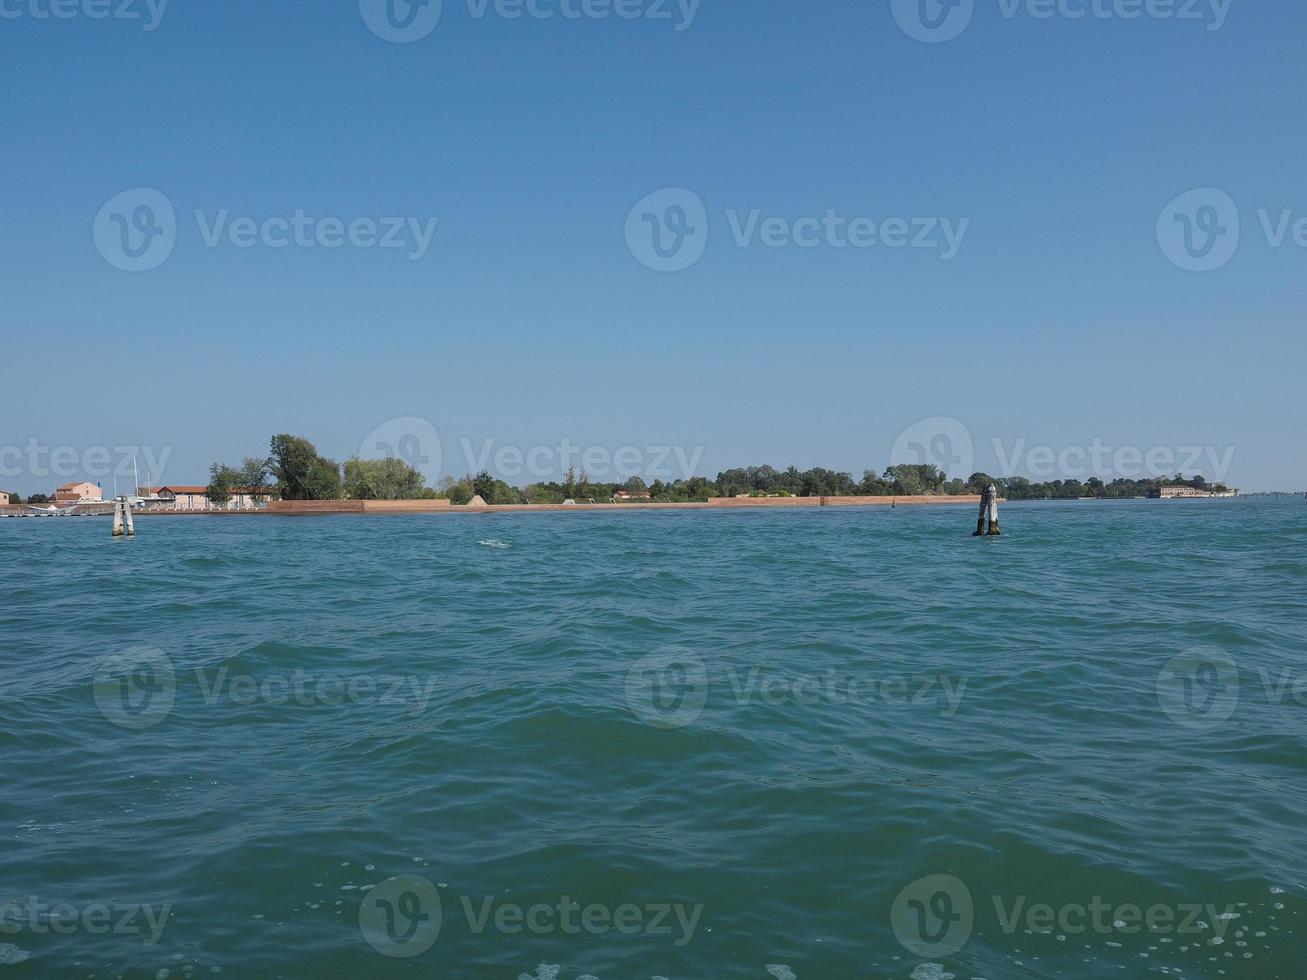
[124,499,135,537]
[973,484,1001,537]
[112,499,125,537]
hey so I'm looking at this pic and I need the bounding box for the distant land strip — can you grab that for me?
[128,495,994,516]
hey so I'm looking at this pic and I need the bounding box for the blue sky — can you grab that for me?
[2,0,1304,494]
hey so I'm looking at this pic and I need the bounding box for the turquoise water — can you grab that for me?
[2,499,1304,979]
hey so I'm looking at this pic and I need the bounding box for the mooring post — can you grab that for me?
[112,499,125,538]
[124,499,135,537]
[973,484,1001,537]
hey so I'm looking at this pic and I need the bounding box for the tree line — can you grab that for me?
[205,436,1231,505]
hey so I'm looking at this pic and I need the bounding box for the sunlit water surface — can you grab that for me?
[2,499,1304,978]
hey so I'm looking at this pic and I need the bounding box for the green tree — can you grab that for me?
[471,471,496,501]
[240,457,271,501]
[344,458,427,500]
[2,491,20,505]
[269,434,341,500]
[206,463,241,506]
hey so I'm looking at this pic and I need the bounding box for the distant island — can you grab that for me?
[0,434,1243,510]
[192,434,1237,506]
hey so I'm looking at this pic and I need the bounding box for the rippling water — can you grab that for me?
[2,499,1304,978]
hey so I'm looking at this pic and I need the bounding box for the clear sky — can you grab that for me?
[3,0,1305,495]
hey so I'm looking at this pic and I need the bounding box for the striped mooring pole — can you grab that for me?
[112,498,135,538]
[973,484,1001,537]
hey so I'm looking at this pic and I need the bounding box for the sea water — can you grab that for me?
[2,499,1304,977]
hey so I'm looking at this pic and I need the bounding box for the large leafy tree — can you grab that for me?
[344,458,427,500]
[269,434,341,500]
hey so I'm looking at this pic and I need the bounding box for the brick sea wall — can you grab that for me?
[4,496,994,518]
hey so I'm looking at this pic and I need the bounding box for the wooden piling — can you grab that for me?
[973,484,1001,537]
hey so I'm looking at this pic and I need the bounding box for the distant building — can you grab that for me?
[1155,485,1238,499]
[54,481,102,503]
[0,492,10,506]
[613,489,652,501]
[146,486,277,511]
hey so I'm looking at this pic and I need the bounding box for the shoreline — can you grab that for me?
[1,494,992,519]
[257,494,992,515]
